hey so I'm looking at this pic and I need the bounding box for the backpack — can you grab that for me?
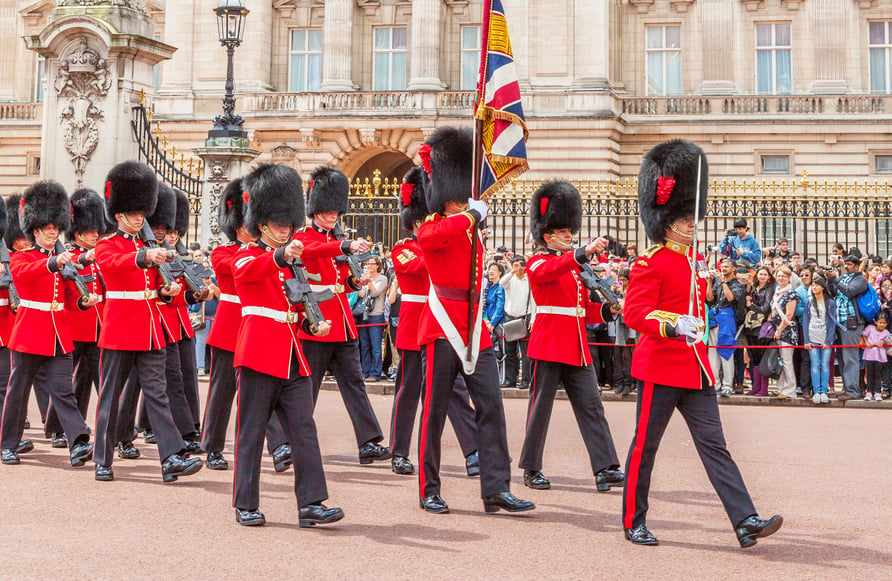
[857,284,881,323]
[793,285,807,319]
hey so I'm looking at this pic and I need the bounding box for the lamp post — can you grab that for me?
[209,0,250,141]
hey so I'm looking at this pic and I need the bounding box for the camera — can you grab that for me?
[726,229,737,238]
[493,254,504,261]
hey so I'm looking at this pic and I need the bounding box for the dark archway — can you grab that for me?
[352,150,414,183]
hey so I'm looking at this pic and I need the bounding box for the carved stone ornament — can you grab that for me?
[54,37,112,186]
[57,0,147,12]
[271,144,297,163]
[209,161,230,181]
[207,182,226,246]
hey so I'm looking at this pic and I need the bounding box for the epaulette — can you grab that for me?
[642,244,663,258]
[395,238,410,246]
[296,226,307,233]
[100,233,116,241]
[423,213,440,223]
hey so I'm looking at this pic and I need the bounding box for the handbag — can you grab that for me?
[744,309,765,330]
[503,317,529,342]
[190,302,206,331]
[758,343,783,379]
[757,320,777,340]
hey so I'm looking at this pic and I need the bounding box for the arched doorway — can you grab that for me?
[342,148,414,183]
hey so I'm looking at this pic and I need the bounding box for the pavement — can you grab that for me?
[2,382,891,579]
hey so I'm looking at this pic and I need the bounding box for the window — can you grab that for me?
[760,154,790,174]
[869,22,892,94]
[289,29,322,92]
[756,23,792,94]
[876,154,892,173]
[761,219,793,248]
[645,25,681,96]
[34,57,45,103]
[373,27,407,91]
[461,26,481,91]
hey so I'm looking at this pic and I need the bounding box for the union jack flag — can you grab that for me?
[475,0,529,200]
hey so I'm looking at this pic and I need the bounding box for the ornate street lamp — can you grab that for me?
[209,0,250,139]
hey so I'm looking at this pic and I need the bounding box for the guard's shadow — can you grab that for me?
[264,521,489,552]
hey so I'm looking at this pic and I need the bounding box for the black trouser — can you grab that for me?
[613,343,634,392]
[733,348,745,387]
[0,347,12,416]
[1,349,88,451]
[390,348,478,460]
[865,361,885,394]
[201,346,288,455]
[45,341,100,437]
[178,336,202,431]
[233,358,327,511]
[95,348,185,466]
[503,315,531,387]
[623,377,756,530]
[303,338,383,447]
[520,359,619,474]
[419,341,511,498]
[0,347,49,430]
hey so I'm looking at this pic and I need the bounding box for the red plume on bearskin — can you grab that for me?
[399,166,429,232]
[104,161,158,223]
[218,178,247,242]
[423,127,473,215]
[529,180,582,246]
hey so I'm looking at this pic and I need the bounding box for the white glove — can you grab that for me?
[467,197,488,222]
[670,314,704,343]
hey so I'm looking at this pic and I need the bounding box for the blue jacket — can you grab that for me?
[484,281,505,327]
[801,293,841,346]
[719,233,762,265]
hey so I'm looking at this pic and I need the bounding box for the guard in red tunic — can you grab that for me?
[415,126,533,515]
[294,166,390,465]
[93,161,202,483]
[200,177,290,471]
[43,189,108,448]
[231,163,342,528]
[622,139,782,547]
[0,198,14,414]
[0,181,94,467]
[519,180,624,492]
[389,166,478,476]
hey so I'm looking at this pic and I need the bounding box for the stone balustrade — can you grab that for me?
[621,94,892,117]
[242,91,475,116]
[0,103,42,121]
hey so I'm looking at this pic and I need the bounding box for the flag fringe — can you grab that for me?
[480,163,529,201]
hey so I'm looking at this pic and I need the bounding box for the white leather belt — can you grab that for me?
[309,283,345,294]
[19,299,64,312]
[0,299,8,306]
[242,306,298,324]
[106,290,158,300]
[401,294,427,303]
[220,293,240,304]
[536,305,585,318]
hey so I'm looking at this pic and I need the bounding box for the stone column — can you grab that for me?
[192,147,260,248]
[0,0,17,101]
[157,0,194,96]
[809,0,849,94]
[235,0,273,92]
[319,0,356,92]
[408,0,445,90]
[698,0,737,95]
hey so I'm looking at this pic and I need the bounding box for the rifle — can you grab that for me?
[174,239,214,280]
[331,223,373,281]
[160,239,208,301]
[0,244,20,312]
[578,263,623,312]
[54,240,94,301]
[283,257,335,333]
[138,222,177,288]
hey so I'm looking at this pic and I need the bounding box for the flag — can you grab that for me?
[475,0,529,200]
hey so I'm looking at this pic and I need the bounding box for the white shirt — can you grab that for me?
[499,272,533,318]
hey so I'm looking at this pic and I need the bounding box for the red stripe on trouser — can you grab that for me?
[200,348,216,442]
[418,343,435,498]
[624,381,654,529]
[389,352,405,446]
[232,368,243,507]
[525,359,538,432]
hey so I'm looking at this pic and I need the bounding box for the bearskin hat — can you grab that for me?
[0,192,7,240]
[218,177,246,242]
[174,189,190,236]
[399,166,429,232]
[306,166,349,218]
[21,180,71,243]
[104,161,158,222]
[420,127,473,215]
[530,180,582,246]
[147,183,176,233]
[243,163,305,238]
[67,188,107,242]
[5,194,25,250]
[638,139,708,244]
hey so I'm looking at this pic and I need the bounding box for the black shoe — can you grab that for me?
[523,470,551,490]
[207,451,229,470]
[500,382,516,389]
[1,449,20,465]
[184,439,203,456]
[595,468,625,492]
[143,430,156,444]
[358,441,391,465]
[465,452,480,477]
[70,442,93,467]
[624,524,659,545]
[51,433,68,449]
[116,441,141,460]
[299,504,345,527]
[735,514,783,548]
[483,491,536,514]
[95,464,114,481]
[14,440,33,454]
[419,495,450,514]
[235,508,266,526]
[161,453,203,483]
[391,456,415,475]
[272,444,292,473]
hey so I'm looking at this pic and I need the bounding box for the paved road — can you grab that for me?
[3,390,889,579]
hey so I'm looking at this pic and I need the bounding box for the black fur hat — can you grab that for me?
[218,178,246,242]
[68,188,107,241]
[21,180,71,243]
[306,166,349,218]
[399,166,429,232]
[5,194,25,250]
[637,139,708,243]
[104,161,158,222]
[0,191,7,239]
[244,163,305,238]
[174,189,190,236]
[147,183,176,233]
[530,180,582,246]
[421,127,473,215]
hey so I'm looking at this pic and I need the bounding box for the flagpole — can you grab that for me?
[467,117,484,363]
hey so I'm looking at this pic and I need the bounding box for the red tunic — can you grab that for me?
[232,242,310,379]
[0,289,13,348]
[206,242,241,353]
[526,249,609,367]
[9,246,76,356]
[623,241,714,389]
[64,245,105,343]
[155,289,193,344]
[293,224,358,343]
[391,237,428,351]
[95,232,168,351]
[416,212,491,350]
